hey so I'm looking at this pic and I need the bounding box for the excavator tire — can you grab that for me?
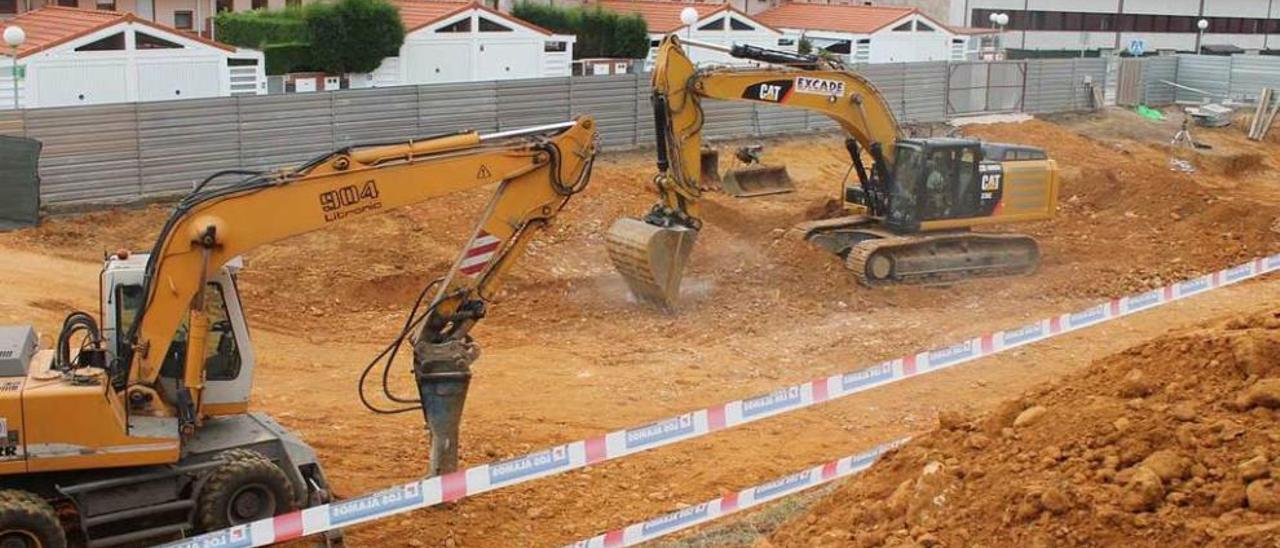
[0,489,66,548]
[846,232,1040,287]
[197,449,295,531]
[605,218,698,311]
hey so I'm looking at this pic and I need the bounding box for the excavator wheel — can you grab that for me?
[197,449,295,531]
[846,232,1040,287]
[605,218,698,311]
[0,490,66,548]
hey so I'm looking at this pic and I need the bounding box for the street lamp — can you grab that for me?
[3,25,24,111]
[1196,18,1209,55]
[680,7,698,42]
[989,12,1009,59]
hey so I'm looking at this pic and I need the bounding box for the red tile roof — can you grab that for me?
[394,0,554,35]
[755,2,932,35]
[0,6,234,59]
[595,1,734,33]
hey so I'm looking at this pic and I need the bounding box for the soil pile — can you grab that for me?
[771,308,1280,547]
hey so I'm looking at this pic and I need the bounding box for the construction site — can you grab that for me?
[0,30,1279,547]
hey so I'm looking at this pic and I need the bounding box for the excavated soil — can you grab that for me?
[0,108,1278,546]
[771,307,1280,547]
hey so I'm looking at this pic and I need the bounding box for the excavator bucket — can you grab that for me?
[720,164,795,197]
[605,218,698,311]
[699,148,721,190]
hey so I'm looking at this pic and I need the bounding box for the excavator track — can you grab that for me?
[845,232,1040,287]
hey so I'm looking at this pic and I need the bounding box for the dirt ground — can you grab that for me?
[770,307,1280,547]
[0,107,1278,546]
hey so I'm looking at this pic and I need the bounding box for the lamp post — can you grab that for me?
[3,25,24,111]
[989,12,1009,60]
[680,7,698,42]
[1196,19,1209,55]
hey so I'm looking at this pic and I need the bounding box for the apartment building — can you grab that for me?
[950,0,1280,54]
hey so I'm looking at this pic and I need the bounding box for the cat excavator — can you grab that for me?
[0,117,597,547]
[606,36,1060,310]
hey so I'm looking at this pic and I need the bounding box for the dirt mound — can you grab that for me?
[770,308,1280,547]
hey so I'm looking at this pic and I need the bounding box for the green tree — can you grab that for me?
[305,0,405,74]
[513,2,648,59]
[797,36,812,55]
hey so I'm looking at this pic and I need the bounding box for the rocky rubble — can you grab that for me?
[770,308,1280,547]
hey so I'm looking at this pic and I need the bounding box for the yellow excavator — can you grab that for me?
[606,36,1060,309]
[0,117,597,546]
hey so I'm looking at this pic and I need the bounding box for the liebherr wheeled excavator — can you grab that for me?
[0,118,597,546]
[606,36,1060,309]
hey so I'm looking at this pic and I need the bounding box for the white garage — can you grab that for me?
[0,6,264,110]
[756,3,968,64]
[598,1,787,71]
[362,0,574,87]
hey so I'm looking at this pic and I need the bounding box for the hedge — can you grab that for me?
[215,0,403,75]
[512,2,648,59]
[214,9,307,49]
[306,0,404,74]
[263,42,317,75]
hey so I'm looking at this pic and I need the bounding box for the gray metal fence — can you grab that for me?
[1136,54,1280,106]
[3,58,1107,207]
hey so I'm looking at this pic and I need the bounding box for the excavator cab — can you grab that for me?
[846,138,996,233]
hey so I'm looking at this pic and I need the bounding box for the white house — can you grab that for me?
[756,2,967,64]
[952,0,1280,54]
[353,0,574,87]
[0,6,263,110]
[596,0,787,70]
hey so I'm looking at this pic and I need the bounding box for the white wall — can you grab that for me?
[12,23,244,109]
[390,10,574,86]
[1123,0,1200,16]
[1202,0,1272,18]
[643,11,783,70]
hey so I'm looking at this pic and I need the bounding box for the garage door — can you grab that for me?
[136,58,223,102]
[477,41,539,81]
[404,42,471,84]
[34,61,129,108]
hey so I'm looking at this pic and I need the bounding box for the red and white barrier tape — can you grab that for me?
[165,254,1280,548]
[569,437,911,548]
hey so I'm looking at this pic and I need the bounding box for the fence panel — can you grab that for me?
[418,81,499,135]
[23,104,140,203]
[20,57,1211,207]
[332,86,420,147]
[0,110,23,137]
[1227,55,1280,101]
[902,62,947,123]
[701,99,755,140]
[1141,56,1178,105]
[237,93,336,172]
[571,74,638,148]
[1174,55,1231,102]
[496,77,572,130]
[753,103,809,135]
[137,97,241,196]
[859,63,906,119]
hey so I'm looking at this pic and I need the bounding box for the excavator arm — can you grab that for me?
[112,117,597,473]
[607,36,903,309]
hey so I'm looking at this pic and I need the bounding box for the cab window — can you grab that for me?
[129,283,244,382]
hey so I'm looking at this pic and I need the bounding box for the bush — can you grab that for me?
[214,10,307,48]
[217,0,403,75]
[263,42,318,75]
[513,2,648,59]
[305,0,404,74]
